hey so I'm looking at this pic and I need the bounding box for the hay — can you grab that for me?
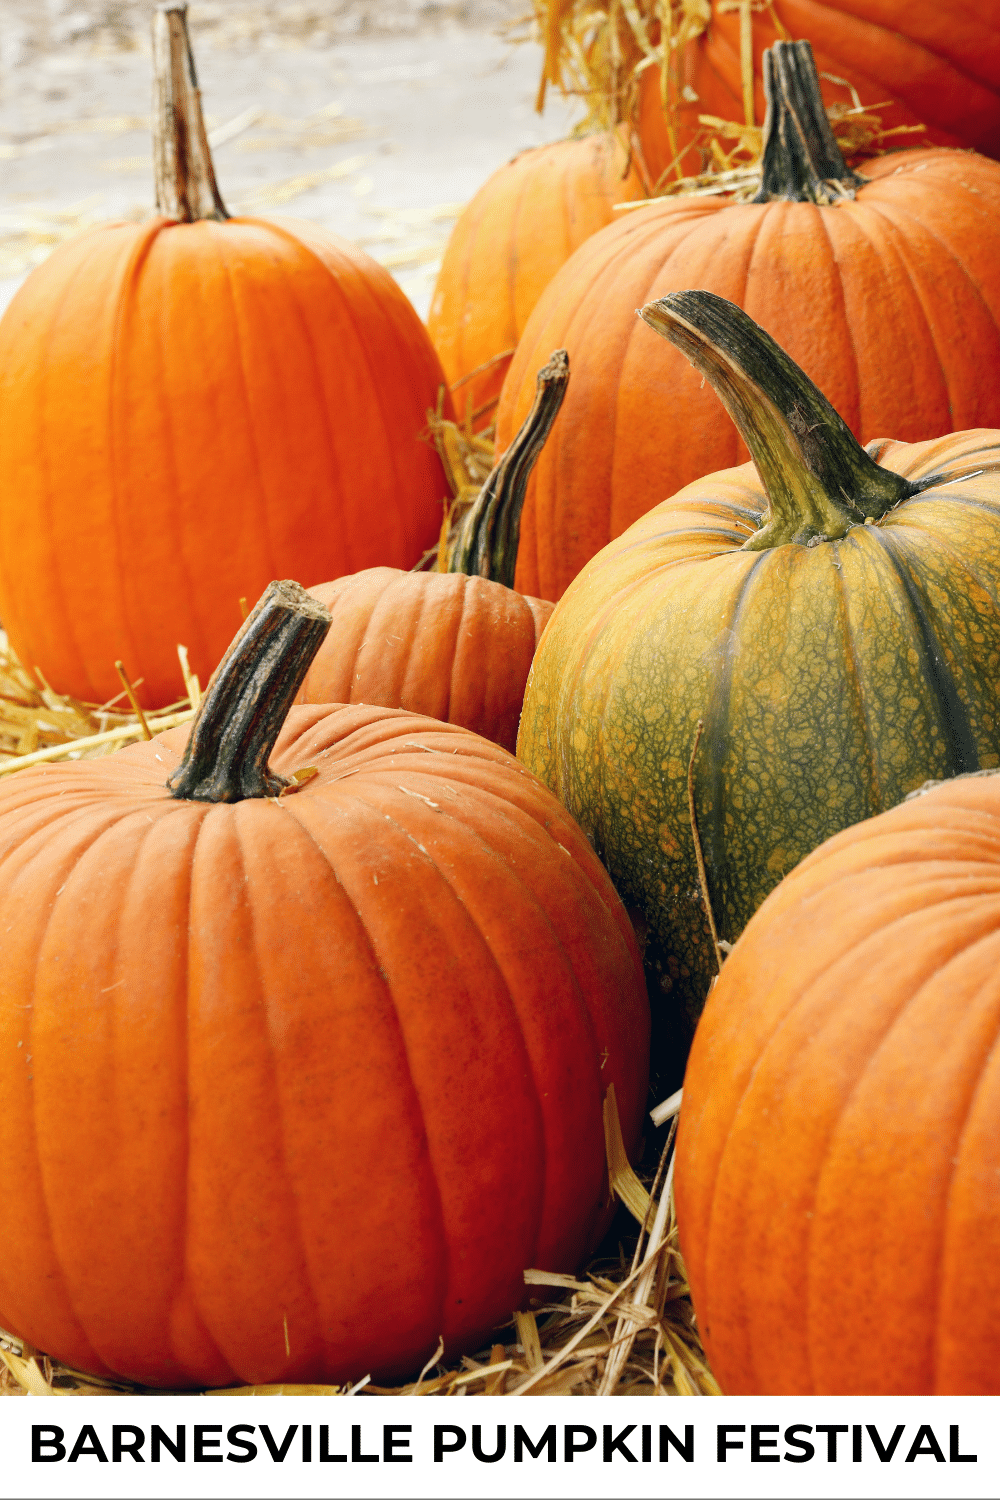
[529,1,927,200]
[417,375,500,572]
[0,634,196,776]
[0,1086,717,1397]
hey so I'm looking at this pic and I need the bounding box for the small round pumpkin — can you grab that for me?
[298,352,567,753]
[498,41,1000,602]
[0,7,450,709]
[427,131,646,429]
[517,290,1000,1072]
[0,581,649,1389]
[675,769,1000,1394]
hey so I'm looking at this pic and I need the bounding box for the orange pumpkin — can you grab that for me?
[0,6,450,709]
[675,769,1000,1394]
[0,580,649,1389]
[498,41,1000,602]
[427,131,646,430]
[300,568,551,754]
[299,352,567,753]
[638,1,1000,185]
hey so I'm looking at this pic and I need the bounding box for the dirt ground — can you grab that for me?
[0,1,581,317]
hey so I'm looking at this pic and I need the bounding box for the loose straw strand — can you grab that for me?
[688,717,722,972]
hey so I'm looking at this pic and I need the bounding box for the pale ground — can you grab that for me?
[0,1,583,319]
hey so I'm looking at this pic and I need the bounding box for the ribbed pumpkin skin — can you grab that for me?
[0,702,648,1389]
[427,133,646,427]
[300,568,553,753]
[676,772,1000,1394]
[496,148,1000,602]
[638,0,1000,182]
[0,216,450,709]
[517,428,1000,1043]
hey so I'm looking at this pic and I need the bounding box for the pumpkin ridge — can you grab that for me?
[856,193,1000,411]
[702,891,1000,1392]
[172,799,230,1382]
[873,530,980,777]
[306,773,626,1275]
[507,156,526,367]
[33,228,154,699]
[232,801,329,1373]
[899,484,1000,522]
[938,1004,1000,1389]
[831,537,884,811]
[15,802,189,1378]
[181,803,323,1383]
[443,579,475,730]
[813,206,864,440]
[282,786,460,1336]
[320,773,595,1320]
[805,917,1000,1392]
[255,218,404,573]
[141,226,215,679]
[106,220,180,697]
[264,222,357,575]
[116,802,233,1388]
[698,550,769,946]
[887,169,1000,341]
[454,173,491,386]
[216,231,279,583]
[510,211,678,592]
[825,5,1000,122]
[530,238,627,590]
[848,199,958,428]
[740,5,996,142]
[885,516,1000,617]
[925,964,1000,1389]
[739,203,797,469]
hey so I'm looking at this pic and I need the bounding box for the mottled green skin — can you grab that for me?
[518,431,1000,1078]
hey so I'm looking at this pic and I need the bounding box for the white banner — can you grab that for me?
[0,1393,995,1499]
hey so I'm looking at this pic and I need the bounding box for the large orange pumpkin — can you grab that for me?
[0,5,450,709]
[0,580,649,1389]
[498,41,1000,602]
[427,131,646,429]
[299,353,567,753]
[638,0,1000,185]
[675,769,1000,1394]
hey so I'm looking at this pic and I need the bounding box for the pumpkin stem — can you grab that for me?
[639,290,916,550]
[752,40,867,204]
[447,349,569,586]
[166,580,331,802]
[152,2,229,223]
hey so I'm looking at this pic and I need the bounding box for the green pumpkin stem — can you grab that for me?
[639,291,916,549]
[152,2,229,223]
[753,40,867,205]
[448,349,569,586]
[167,580,331,802]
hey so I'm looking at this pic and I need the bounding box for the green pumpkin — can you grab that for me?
[517,291,1000,1085]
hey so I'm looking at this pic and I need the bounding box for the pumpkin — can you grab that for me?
[638,0,1000,187]
[299,353,567,753]
[427,130,646,430]
[497,40,1000,603]
[0,4,450,710]
[0,579,649,1390]
[675,769,1000,1394]
[517,288,1000,1081]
